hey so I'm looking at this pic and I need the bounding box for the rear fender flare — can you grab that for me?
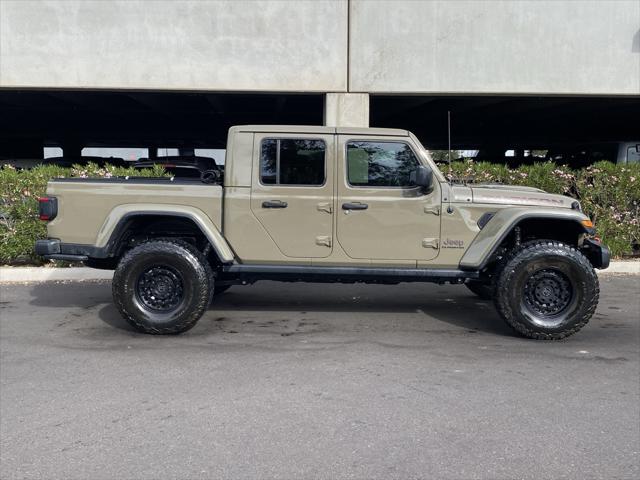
[96,204,235,263]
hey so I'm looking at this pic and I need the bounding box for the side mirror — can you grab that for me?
[410,165,433,191]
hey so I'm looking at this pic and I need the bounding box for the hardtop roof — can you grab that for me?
[230,125,410,136]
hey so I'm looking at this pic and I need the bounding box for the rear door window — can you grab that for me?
[260,139,325,186]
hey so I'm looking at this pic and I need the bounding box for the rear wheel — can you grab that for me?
[494,240,599,340]
[112,239,213,334]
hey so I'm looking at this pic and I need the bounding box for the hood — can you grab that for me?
[471,184,573,208]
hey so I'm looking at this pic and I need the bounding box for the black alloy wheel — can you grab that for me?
[135,266,185,312]
[522,269,574,324]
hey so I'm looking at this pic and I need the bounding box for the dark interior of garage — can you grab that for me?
[370,95,639,160]
[0,90,324,160]
[0,90,638,166]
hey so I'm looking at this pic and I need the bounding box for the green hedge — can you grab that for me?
[0,163,166,265]
[446,160,640,257]
[1,161,638,265]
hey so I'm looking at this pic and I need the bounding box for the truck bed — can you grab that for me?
[46,177,223,247]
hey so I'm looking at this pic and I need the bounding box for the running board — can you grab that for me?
[220,264,479,285]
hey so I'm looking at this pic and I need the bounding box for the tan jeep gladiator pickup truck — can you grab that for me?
[35,125,610,339]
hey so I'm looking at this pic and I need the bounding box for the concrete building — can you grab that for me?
[0,0,638,158]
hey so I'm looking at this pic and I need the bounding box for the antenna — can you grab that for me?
[446,111,454,214]
[447,110,452,171]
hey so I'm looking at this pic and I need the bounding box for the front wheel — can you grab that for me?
[112,239,213,334]
[494,240,599,340]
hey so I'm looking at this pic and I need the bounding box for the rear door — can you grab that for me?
[250,133,335,259]
[336,136,441,262]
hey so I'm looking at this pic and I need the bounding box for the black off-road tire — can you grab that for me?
[465,280,494,300]
[494,240,599,340]
[112,239,213,334]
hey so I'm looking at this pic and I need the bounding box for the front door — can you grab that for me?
[336,136,441,262]
[250,133,334,259]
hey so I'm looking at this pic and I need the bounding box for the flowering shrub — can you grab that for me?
[0,163,166,265]
[574,163,640,256]
[448,160,640,258]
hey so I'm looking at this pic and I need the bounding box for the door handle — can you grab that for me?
[262,200,288,208]
[342,202,368,210]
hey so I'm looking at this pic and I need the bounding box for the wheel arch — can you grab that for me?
[97,205,235,264]
[459,208,592,271]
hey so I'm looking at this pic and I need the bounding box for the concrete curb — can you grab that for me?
[602,261,640,274]
[0,267,113,283]
[1,261,638,283]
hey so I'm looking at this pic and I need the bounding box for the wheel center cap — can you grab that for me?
[524,269,574,319]
[155,279,171,295]
[136,266,184,311]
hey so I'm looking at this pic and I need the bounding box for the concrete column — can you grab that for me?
[324,93,370,127]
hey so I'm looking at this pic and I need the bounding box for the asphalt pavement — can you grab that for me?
[1,276,639,480]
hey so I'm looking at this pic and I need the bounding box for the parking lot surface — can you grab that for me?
[1,276,639,480]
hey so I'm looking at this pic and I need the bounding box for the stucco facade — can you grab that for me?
[0,0,348,92]
[1,0,638,127]
[350,0,640,95]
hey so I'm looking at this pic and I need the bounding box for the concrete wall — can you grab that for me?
[324,93,369,127]
[1,0,638,95]
[350,0,640,95]
[0,0,348,91]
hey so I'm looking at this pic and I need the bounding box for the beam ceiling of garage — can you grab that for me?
[0,90,323,155]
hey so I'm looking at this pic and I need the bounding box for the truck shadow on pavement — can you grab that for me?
[210,286,515,337]
[27,281,514,338]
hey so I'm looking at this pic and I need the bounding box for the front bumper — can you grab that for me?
[581,238,610,269]
[35,239,89,262]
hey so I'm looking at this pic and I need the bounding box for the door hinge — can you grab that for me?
[422,238,439,249]
[424,205,440,216]
[316,236,332,247]
[317,202,333,214]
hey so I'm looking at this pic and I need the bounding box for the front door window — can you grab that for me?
[346,141,419,187]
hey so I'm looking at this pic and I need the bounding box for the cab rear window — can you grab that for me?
[260,139,325,186]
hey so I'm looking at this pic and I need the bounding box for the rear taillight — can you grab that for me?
[38,197,58,221]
